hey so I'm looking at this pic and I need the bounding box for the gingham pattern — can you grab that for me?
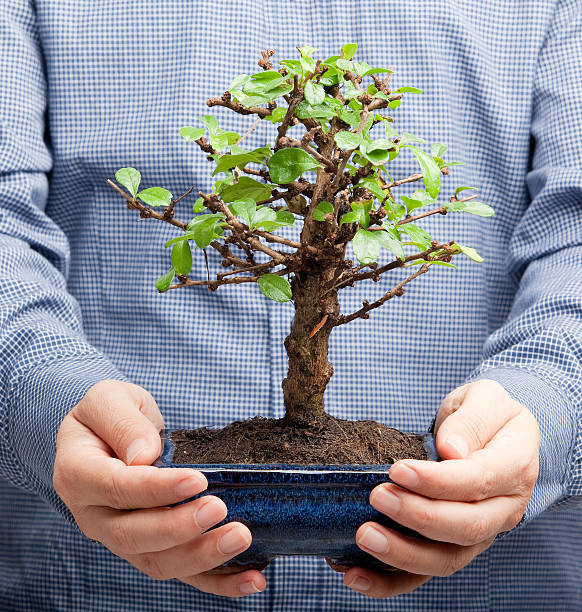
[0,0,581,609]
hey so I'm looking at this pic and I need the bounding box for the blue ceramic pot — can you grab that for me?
[156,431,439,571]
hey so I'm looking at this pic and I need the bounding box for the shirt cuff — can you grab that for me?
[468,367,576,523]
[8,354,127,521]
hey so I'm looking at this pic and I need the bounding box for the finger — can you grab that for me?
[370,483,524,545]
[344,567,431,598]
[390,409,539,501]
[79,495,227,555]
[126,522,252,581]
[435,380,522,459]
[73,380,164,466]
[355,523,493,577]
[182,569,267,598]
[60,446,207,509]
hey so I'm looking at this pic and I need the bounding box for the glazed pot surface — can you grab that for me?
[156,431,439,571]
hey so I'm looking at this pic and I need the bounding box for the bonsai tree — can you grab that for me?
[108,45,492,459]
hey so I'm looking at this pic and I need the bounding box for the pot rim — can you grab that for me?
[156,429,439,470]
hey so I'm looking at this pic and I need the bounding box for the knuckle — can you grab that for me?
[103,471,128,509]
[162,515,185,545]
[413,505,434,533]
[109,416,140,452]
[460,411,490,450]
[439,549,463,577]
[109,517,137,555]
[138,553,168,581]
[76,512,99,542]
[461,515,490,545]
[475,468,496,501]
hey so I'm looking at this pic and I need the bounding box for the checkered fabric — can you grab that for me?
[0,0,581,609]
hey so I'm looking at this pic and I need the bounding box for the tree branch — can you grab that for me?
[333,264,430,326]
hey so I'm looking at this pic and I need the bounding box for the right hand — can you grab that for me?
[53,380,266,598]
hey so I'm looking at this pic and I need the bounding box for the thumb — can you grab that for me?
[73,380,164,466]
[435,380,520,460]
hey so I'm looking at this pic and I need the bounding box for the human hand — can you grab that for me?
[53,380,266,598]
[344,379,540,598]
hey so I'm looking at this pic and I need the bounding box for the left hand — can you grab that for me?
[344,379,540,598]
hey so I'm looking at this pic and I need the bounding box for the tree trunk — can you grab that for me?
[282,267,339,423]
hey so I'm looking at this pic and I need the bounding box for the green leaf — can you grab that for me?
[256,208,297,232]
[238,93,269,108]
[360,138,397,165]
[388,99,401,109]
[243,73,285,95]
[231,198,256,227]
[339,210,361,225]
[258,274,292,302]
[268,148,321,184]
[454,186,478,197]
[229,73,250,91]
[298,46,317,58]
[264,107,288,123]
[212,147,270,176]
[341,43,358,60]
[431,142,449,158]
[304,80,325,105]
[252,206,277,228]
[454,243,484,263]
[115,167,141,198]
[406,146,441,199]
[275,210,296,225]
[406,259,456,268]
[400,132,426,145]
[313,200,334,221]
[171,240,192,276]
[190,216,222,249]
[384,123,399,139]
[401,189,434,213]
[192,197,206,213]
[136,186,173,207]
[394,86,423,94]
[180,126,205,142]
[358,176,390,203]
[446,201,495,217]
[352,229,381,264]
[154,268,175,292]
[401,195,425,213]
[336,58,353,72]
[296,101,336,120]
[250,70,285,84]
[362,67,393,77]
[401,223,432,248]
[199,115,218,133]
[220,177,274,203]
[319,68,341,86]
[280,59,302,76]
[334,131,362,150]
[375,230,405,261]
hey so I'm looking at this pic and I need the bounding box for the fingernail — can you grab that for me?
[126,438,149,465]
[389,463,419,488]
[347,575,371,592]
[444,434,469,459]
[194,498,224,530]
[358,526,389,554]
[239,580,261,594]
[371,486,400,515]
[176,473,206,499]
[218,527,250,555]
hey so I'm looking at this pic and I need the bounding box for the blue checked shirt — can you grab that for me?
[1,0,581,610]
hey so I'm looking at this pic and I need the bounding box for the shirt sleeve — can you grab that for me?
[0,1,127,518]
[467,0,582,522]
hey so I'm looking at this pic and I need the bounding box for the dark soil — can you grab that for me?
[171,413,427,465]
